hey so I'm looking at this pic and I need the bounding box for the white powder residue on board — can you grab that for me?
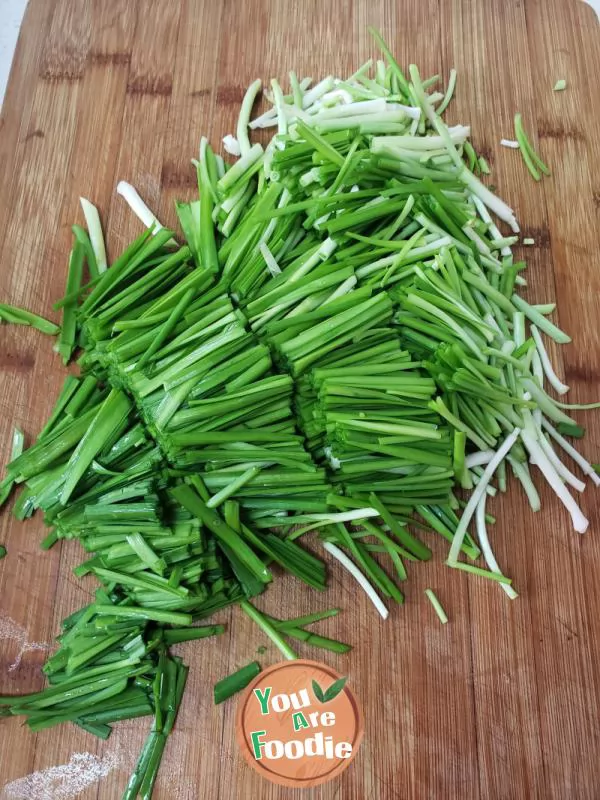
[0,614,49,671]
[158,770,195,800]
[1,752,119,800]
[167,780,195,800]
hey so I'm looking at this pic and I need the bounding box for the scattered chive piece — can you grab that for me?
[557,422,585,438]
[522,238,535,245]
[447,560,514,585]
[214,661,261,704]
[0,303,59,335]
[514,113,551,181]
[272,608,340,630]
[280,627,351,654]
[553,79,567,91]
[425,588,448,624]
[240,600,298,661]
[0,546,6,559]
[57,239,84,364]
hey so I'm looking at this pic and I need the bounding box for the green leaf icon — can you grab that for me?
[312,679,326,703]
[312,676,347,703]
[323,676,347,702]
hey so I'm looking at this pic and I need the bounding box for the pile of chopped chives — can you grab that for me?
[0,29,597,799]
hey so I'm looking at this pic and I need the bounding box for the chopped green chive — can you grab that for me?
[426,589,449,623]
[0,303,59,335]
[514,113,551,181]
[80,197,108,274]
[240,600,298,661]
[214,661,261,704]
[1,30,598,800]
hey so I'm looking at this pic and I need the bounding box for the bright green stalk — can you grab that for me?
[198,138,220,273]
[237,79,262,155]
[447,560,513,585]
[80,197,108,273]
[72,224,99,279]
[368,27,410,96]
[214,661,261,704]
[0,303,59,335]
[60,390,132,505]
[240,600,298,660]
[514,113,551,180]
[57,240,84,364]
[425,588,448,623]
[170,484,271,583]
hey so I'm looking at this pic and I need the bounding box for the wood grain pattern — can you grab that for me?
[1,1,599,797]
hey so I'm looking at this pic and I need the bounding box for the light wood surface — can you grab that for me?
[1,1,599,798]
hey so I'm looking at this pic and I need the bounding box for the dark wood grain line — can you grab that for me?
[88,51,132,66]
[127,75,173,97]
[215,85,247,105]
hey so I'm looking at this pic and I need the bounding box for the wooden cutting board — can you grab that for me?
[1,1,599,797]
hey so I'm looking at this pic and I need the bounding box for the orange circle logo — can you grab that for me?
[236,659,363,788]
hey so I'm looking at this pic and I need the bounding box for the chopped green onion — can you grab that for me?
[514,113,551,181]
[214,661,261,704]
[116,180,167,234]
[80,197,108,273]
[240,600,297,660]
[163,626,225,645]
[57,240,84,364]
[2,32,600,800]
[448,429,520,564]
[237,79,262,155]
[323,541,388,619]
[272,608,340,630]
[447,560,514,585]
[425,588,448,623]
[0,303,59,335]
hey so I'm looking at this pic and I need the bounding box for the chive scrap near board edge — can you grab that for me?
[0,27,598,800]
